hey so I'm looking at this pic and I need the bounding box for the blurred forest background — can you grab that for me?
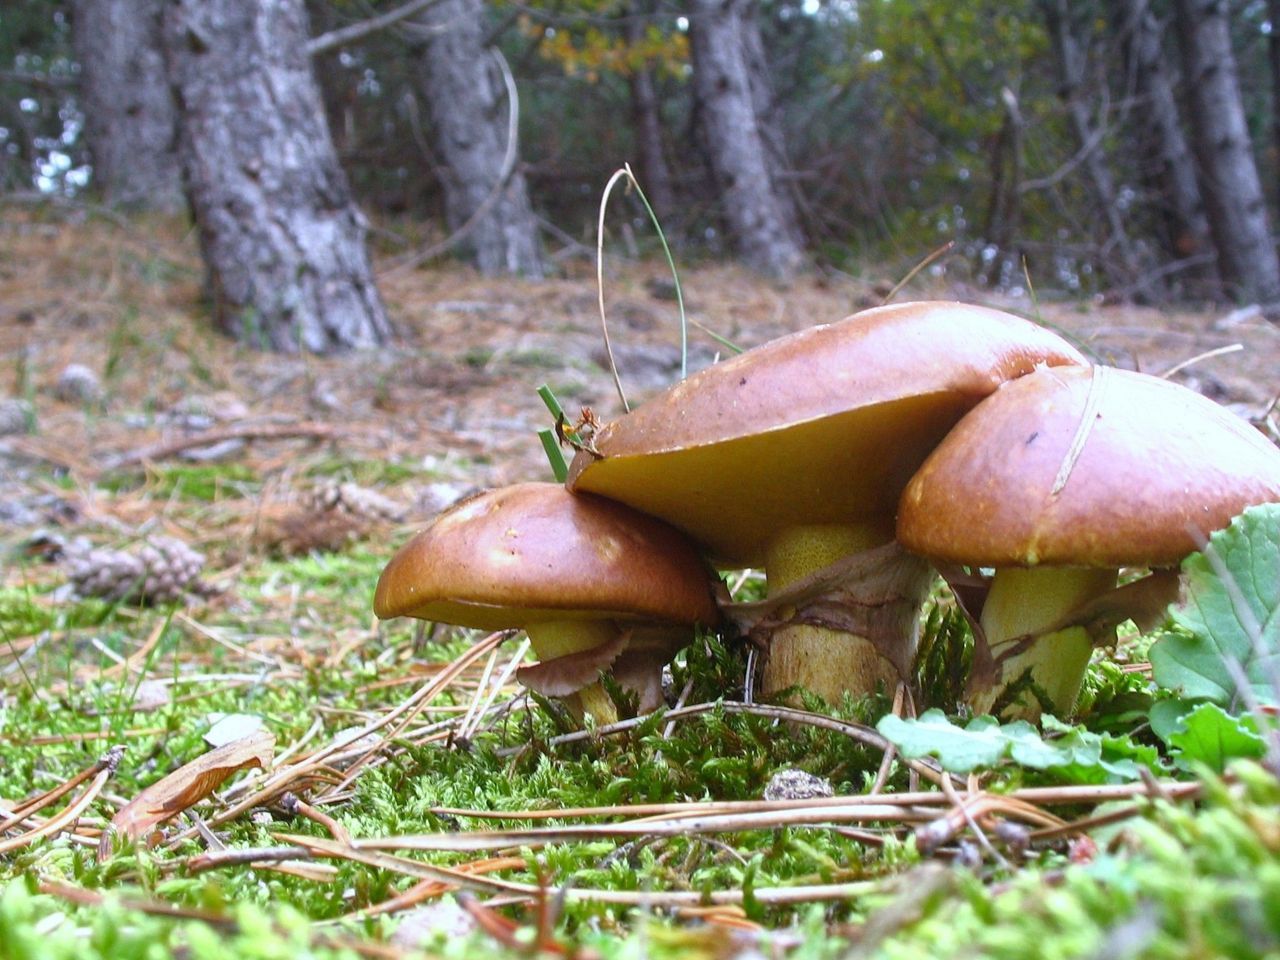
[3,0,1280,353]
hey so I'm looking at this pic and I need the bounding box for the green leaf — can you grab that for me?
[876,709,1144,780]
[1149,503,1280,707]
[1152,700,1266,773]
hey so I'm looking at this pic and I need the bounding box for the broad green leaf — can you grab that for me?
[1149,504,1280,707]
[1152,700,1266,773]
[877,709,1144,780]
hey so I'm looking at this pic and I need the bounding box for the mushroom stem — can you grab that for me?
[760,522,906,703]
[523,620,621,724]
[972,566,1117,719]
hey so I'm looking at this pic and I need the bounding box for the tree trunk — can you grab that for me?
[413,0,544,277]
[1040,0,1156,299]
[626,7,677,223]
[162,0,390,353]
[1107,0,1211,272]
[688,0,805,279]
[1172,0,1280,306]
[73,0,183,210]
[738,6,805,248]
[981,87,1025,282]
[1269,0,1280,201]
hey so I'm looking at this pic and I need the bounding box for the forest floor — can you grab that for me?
[2,208,1280,959]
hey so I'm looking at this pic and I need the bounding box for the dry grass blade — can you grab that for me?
[283,833,882,907]
[1159,343,1244,379]
[100,731,275,861]
[344,856,527,920]
[0,748,121,855]
[595,167,634,412]
[880,240,955,305]
[162,631,512,849]
[356,802,931,854]
[1050,363,1109,496]
[277,832,538,895]
[429,790,953,821]
[0,747,122,834]
[914,791,1066,853]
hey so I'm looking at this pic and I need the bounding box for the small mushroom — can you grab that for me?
[897,365,1280,718]
[567,301,1087,703]
[373,482,721,723]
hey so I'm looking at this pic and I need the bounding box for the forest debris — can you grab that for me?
[64,534,209,604]
[0,747,121,855]
[0,397,34,436]
[53,363,103,405]
[100,730,275,860]
[252,502,367,556]
[308,480,407,522]
[763,769,834,802]
[101,421,340,470]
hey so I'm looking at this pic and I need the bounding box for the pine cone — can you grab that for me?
[66,535,207,605]
[0,398,34,436]
[307,481,406,523]
[54,364,103,405]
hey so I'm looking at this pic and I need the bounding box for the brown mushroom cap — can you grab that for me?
[567,301,1087,565]
[897,365,1280,568]
[373,482,720,631]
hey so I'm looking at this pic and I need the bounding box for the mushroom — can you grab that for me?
[897,365,1280,719]
[566,301,1087,704]
[373,482,721,723]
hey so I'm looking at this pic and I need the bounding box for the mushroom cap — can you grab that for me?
[897,365,1280,568]
[373,482,721,631]
[567,301,1087,565]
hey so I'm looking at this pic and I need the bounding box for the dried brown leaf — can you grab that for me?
[100,731,275,860]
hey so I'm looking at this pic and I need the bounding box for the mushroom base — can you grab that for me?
[524,619,621,725]
[759,523,923,704]
[972,566,1117,719]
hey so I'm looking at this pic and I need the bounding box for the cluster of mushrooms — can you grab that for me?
[375,301,1280,724]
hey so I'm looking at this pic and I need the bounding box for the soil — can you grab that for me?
[2,209,1278,563]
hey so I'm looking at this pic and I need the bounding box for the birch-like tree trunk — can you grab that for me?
[73,0,182,210]
[413,0,544,277]
[1172,0,1280,306]
[1107,0,1210,271]
[162,0,390,352]
[689,0,805,279]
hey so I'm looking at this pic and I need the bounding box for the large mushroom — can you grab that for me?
[373,482,721,723]
[897,365,1280,719]
[566,301,1087,703]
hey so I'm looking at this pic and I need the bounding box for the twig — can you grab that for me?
[281,792,352,845]
[307,0,447,56]
[185,845,317,875]
[103,423,340,470]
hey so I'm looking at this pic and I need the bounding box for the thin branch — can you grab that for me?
[307,0,447,57]
[101,422,340,471]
